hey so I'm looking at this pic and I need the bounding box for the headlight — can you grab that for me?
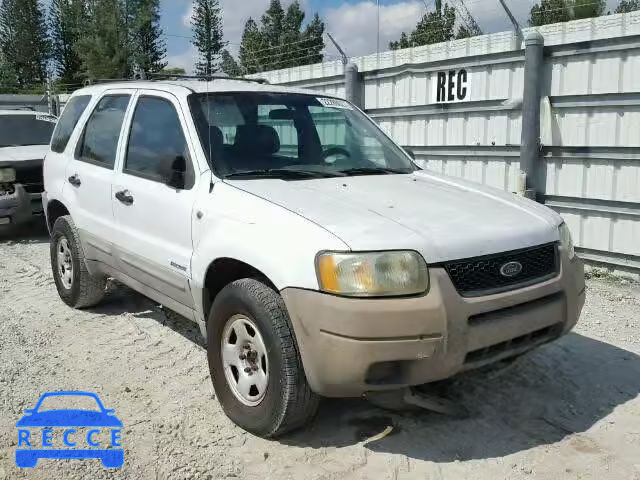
[559,223,575,260]
[316,251,429,297]
[0,168,16,182]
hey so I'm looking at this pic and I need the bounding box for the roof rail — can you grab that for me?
[147,73,269,85]
[81,74,270,87]
[3,105,36,111]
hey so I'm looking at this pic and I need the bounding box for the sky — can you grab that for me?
[160,0,618,72]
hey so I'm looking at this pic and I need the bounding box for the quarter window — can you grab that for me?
[76,95,130,168]
[50,95,91,153]
[125,96,192,187]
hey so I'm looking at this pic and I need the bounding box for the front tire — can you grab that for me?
[50,215,106,308]
[207,278,319,437]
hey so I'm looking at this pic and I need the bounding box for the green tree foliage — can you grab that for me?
[389,3,457,50]
[190,0,225,76]
[78,0,129,79]
[49,0,88,86]
[160,66,186,75]
[220,49,241,76]
[238,0,324,74]
[127,0,167,73]
[239,18,264,74]
[528,0,606,26]
[0,0,49,87]
[615,0,639,12]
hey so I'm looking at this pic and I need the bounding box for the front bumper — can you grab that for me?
[282,248,585,397]
[0,183,43,226]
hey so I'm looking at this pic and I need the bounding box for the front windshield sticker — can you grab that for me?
[36,114,58,123]
[316,97,353,110]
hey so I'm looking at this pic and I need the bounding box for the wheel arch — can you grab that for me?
[46,199,70,233]
[201,257,278,320]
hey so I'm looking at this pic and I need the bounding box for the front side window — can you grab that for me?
[50,95,91,153]
[124,96,192,188]
[188,92,416,179]
[0,114,56,148]
[76,95,130,169]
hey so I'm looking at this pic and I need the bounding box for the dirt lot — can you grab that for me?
[0,223,639,480]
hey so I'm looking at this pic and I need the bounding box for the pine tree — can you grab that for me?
[78,0,128,79]
[528,0,605,26]
[220,49,241,76]
[389,32,410,50]
[190,0,225,76]
[302,13,325,66]
[0,0,49,87]
[239,18,265,74]
[238,1,324,73]
[615,0,640,12]
[49,0,87,86]
[127,0,167,73]
[389,2,457,49]
[573,0,606,19]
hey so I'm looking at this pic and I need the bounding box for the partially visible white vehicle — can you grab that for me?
[0,109,56,226]
[42,79,585,438]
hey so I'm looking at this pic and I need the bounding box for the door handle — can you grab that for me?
[115,190,134,206]
[68,174,81,187]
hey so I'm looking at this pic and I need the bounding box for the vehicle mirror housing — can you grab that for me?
[404,148,416,160]
[159,155,187,190]
[268,108,295,120]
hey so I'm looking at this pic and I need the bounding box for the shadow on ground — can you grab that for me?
[0,219,48,245]
[91,283,640,463]
[280,333,640,462]
[93,282,206,348]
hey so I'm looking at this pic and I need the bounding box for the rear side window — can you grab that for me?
[76,95,130,169]
[125,96,193,188]
[50,95,91,153]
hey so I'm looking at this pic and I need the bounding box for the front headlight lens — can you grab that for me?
[316,251,429,297]
[0,168,16,182]
[559,223,575,260]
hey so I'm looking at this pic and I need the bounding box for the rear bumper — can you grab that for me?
[0,183,43,226]
[282,247,585,397]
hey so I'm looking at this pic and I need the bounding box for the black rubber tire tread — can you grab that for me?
[207,278,319,438]
[50,215,106,309]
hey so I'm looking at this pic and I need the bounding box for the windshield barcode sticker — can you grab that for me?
[316,97,353,110]
[36,114,57,123]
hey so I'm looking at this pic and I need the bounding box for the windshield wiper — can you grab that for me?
[339,167,409,176]
[224,168,344,180]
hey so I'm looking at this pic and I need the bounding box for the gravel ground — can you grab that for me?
[0,222,639,480]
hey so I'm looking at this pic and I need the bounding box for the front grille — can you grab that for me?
[464,323,562,365]
[15,164,43,194]
[444,243,558,297]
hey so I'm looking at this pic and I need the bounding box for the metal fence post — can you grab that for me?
[345,62,362,109]
[520,31,544,201]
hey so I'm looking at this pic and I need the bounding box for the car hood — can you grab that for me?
[227,171,562,263]
[0,145,49,163]
[16,410,123,427]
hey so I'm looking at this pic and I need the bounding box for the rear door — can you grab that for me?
[63,90,134,266]
[111,90,198,309]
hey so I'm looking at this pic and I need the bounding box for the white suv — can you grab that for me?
[43,79,585,437]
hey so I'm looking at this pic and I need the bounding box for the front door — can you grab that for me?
[112,90,199,309]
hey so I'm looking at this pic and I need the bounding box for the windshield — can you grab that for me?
[188,92,417,179]
[0,114,56,147]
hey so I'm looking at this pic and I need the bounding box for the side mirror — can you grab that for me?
[404,148,416,160]
[159,155,187,190]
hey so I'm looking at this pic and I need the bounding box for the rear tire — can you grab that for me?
[50,215,106,308]
[207,278,319,437]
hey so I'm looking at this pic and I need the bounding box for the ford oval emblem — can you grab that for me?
[500,261,523,277]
